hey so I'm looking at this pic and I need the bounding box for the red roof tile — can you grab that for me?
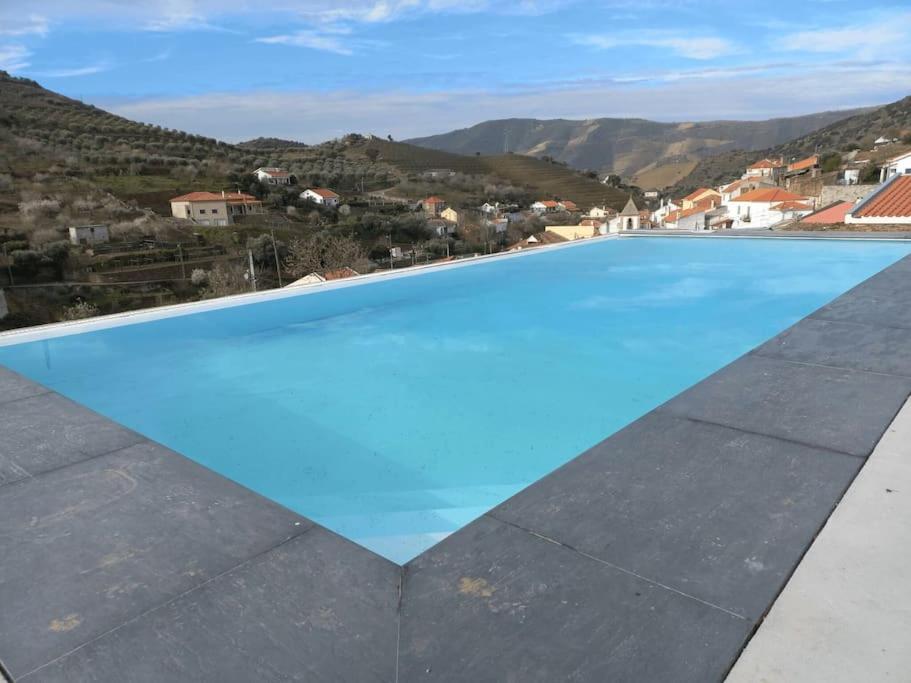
[309,188,339,198]
[748,158,783,170]
[422,196,445,204]
[731,188,807,203]
[772,201,813,211]
[801,201,854,224]
[787,156,819,172]
[682,187,718,202]
[854,176,911,218]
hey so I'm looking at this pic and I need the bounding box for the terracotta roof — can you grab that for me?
[422,196,445,204]
[747,158,783,170]
[559,200,578,210]
[853,175,911,218]
[536,200,559,207]
[731,188,807,203]
[787,156,819,172]
[308,188,339,199]
[721,179,745,194]
[772,201,813,211]
[323,266,360,281]
[682,187,719,202]
[801,201,854,224]
[169,191,260,203]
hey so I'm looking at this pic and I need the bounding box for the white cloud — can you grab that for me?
[100,60,911,144]
[31,63,112,78]
[0,14,49,37]
[0,45,32,72]
[775,12,911,56]
[257,29,360,56]
[570,32,737,60]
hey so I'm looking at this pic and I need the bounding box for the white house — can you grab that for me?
[169,191,263,226]
[254,167,293,185]
[744,158,784,181]
[880,150,911,183]
[588,205,617,219]
[847,175,911,225]
[728,188,811,228]
[480,202,499,215]
[301,188,340,208]
[68,224,109,246]
[662,205,714,231]
[531,200,559,214]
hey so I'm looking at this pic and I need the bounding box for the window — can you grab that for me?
[211,208,218,214]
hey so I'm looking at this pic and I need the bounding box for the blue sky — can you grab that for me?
[1,0,910,142]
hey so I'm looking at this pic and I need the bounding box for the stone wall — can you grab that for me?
[819,185,877,206]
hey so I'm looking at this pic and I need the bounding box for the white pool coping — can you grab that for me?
[1,232,908,347]
[726,398,911,682]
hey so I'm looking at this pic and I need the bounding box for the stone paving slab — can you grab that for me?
[399,515,752,682]
[658,354,911,457]
[0,392,144,487]
[0,440,312,679]
[491,411,863,620]
[22,528,401,683]
[753,316,911,377]
[0,367,50,406]
[727,400,911,682]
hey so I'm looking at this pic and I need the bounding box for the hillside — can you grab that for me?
[406,109,873,187]
[340,138,630,209]
[674,95,911,194]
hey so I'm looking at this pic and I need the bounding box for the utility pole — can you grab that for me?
[177,243,186,280]
[2,243,12,286]
[247,249,257,292]
[270,228,283,287]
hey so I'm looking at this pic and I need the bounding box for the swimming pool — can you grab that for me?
[2,236,910,563]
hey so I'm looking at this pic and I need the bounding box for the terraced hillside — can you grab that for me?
[407,109,873,183]
[674,94,911,194]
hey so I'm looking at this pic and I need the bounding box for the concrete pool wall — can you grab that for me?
[1,236,911,681]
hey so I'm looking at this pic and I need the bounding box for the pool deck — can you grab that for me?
[2,249,911,681]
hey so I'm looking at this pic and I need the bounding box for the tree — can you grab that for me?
[365,148,380,163]
[42,240,70,278]
[61,300,99,321]
[201,263,248,299]
[284,232,365,278]
[246,233,288,269]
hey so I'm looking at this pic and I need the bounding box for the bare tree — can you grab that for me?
[284,233,365,278]
[201,263,248,299]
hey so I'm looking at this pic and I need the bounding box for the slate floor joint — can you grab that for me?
[750,351,911,380]
[18,526,317,681]
[485,514,749,622]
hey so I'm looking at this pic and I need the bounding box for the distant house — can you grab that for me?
[874,136,898,148]
[545,225,594,241]
[441,207,460,224]
[662,200,715,231]
[428,218,456,237]
[485,217,508,234]
[771,200,814,221]
[287,266,360,287]
[588,206,617,219]
[170,191,263,226]
[531,200,559,214]
[729,188,811,228]
[745,158,784,181]
[509,231,568,250]
[423,168,455,179]
[644,190,659,199]
[787,155,819,174]
[880,150,911,182]
[480,202,499,215]
[422,196,446,216]
[253,167,293,185]
[301,188,340,208]
[68,224,109,246]
[720,178,776,204]
[680,188,721,210]
[557,200,579,212]
[847,175,911,225]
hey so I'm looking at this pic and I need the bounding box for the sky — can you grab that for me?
[1,0,910,143]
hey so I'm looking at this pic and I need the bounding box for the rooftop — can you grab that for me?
[732,188,807,203]
[854,176,911,218]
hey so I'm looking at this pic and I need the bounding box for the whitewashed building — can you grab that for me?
[68,224,109,246]
[301,188,341,208]
[728,188,811,228]
[253,167,293,185]
[880,150,911,182]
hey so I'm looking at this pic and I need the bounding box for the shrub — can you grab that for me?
[190,268,208,286]
[61,300,100,321]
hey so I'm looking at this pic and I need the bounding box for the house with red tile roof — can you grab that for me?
[681,188,721,209]
[787,156,820,174]
[421,196,447,216]
[531,200,560,214]
[301,188,341,208]
[745,158,785,181]
[729,188,811,228]
[847,175,911,225]
[880,150,911,183]
[169,191,263,226]
[557,200,579,212]
[253,167,293,186]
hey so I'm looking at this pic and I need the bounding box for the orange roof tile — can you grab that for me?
[787,156,819,172]
[423,196,445,204]
[731,188,807,203]
[854,176,911,218]
[801,201,854,224]
[748,158,783,170]
[170,191,225,202]
[682,187,719,202]
[772,201,813,211]
[308,188,339,198]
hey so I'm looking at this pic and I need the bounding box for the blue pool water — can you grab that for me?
[2,237,910,563]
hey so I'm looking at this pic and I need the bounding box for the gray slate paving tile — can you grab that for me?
[0,366,50,406]
[0,441,311,679]
[753,317,911,377]
[0,392,144,485]
[492,412,863,620]
[22,529,400,683]
[811,287,911,331]
[658,354,911,457]
[399,516,751,682]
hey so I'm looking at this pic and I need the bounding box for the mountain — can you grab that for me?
[237,137,308,150]
[673,95,911,194]
[406,109,875,188]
